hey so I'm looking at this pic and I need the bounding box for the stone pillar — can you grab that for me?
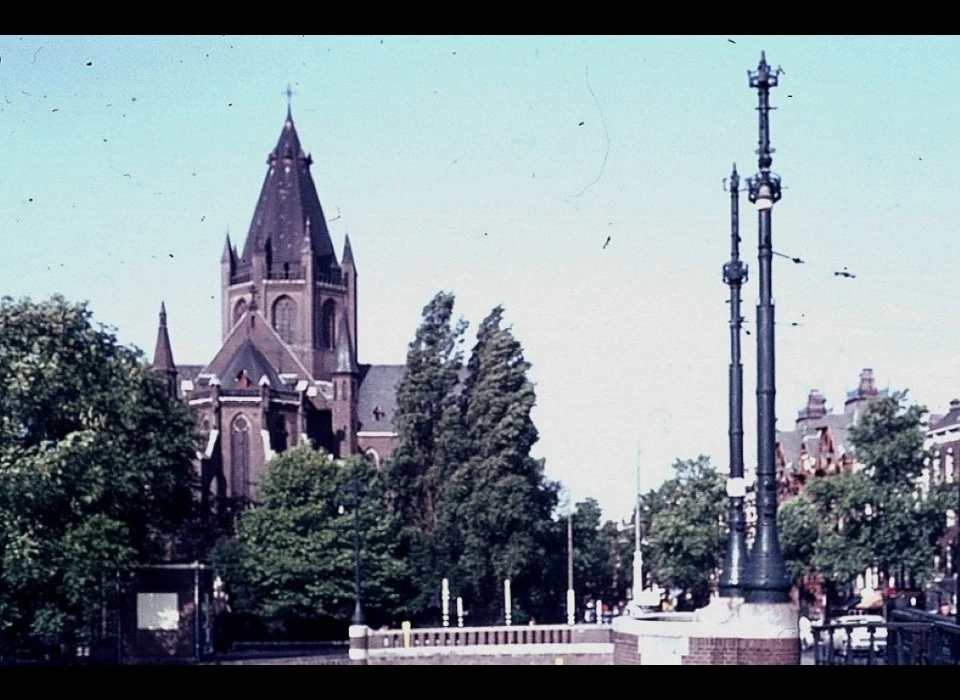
[348,624,369,665]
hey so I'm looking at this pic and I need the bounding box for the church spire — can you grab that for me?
[333,311,358,374]
[153,302,175,371]
[235,104,337,276]
[221,232,235,265]
[152,302,178,398]
[342,233,355,267]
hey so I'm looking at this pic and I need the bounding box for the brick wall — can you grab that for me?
[681,637,799,665]
[613,632,641,665]
[612,631,799,665]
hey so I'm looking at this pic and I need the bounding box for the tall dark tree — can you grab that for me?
[0,295,199,655]
[438,306,558,624]
[383,291,467,617]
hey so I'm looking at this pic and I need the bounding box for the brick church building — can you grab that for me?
[151,106,403,507]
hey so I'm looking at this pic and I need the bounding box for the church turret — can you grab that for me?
[221,232,235,340]
[341,233,358,361]
[152,302,178,398]
[332,312,358,457]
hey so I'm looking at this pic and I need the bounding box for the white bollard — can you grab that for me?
[596,599,603,625]
[504,579,512,626]
[441,578,450,628]
[456,597,464,628]
[566,588,575,625]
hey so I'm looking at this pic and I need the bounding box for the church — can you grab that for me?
[151,106,403,507]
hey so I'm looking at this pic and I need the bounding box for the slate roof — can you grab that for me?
[152,302,176,371]
[778,413,856,468]
[219,338,283,389]
[334,312,358,374]
[357,364,405,433]
[931,400,960,432]
[236,109,338,273]
[176,364,206,383]
[342,233,355,267]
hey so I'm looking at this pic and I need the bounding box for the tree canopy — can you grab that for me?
[385,298,565,624]
[212,447,407,637]
[778,391,953,600]
[0,295,199,653]
[638,456,726,609]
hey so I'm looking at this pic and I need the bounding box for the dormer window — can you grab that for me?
[236,370,251,389]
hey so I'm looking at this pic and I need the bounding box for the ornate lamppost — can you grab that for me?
[344,469,366,626]
[719,163,749,598]
[742,52,792,604]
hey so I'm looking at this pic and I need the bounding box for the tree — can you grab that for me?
[212,447,406,637]
[0,295,199,655]
[383,291,468,617]
[568,498,628,613]
[436,306,559,625]
[642,456,726,609]
[779,391,951,610]
[778,492,820,581]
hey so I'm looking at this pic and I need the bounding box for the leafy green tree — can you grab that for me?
[437,306,558,625]
[643,456,726,608]
[383,291,468,618]
[779,391,950,607]
[212,447,406,637]
[0,295,198,654]
[569,498,629,612]
[847,392,948,587]
[778,493,820,581]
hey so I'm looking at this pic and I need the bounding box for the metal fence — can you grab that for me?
[812,611,960,665]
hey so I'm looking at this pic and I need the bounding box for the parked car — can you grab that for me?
[831,614,887,656]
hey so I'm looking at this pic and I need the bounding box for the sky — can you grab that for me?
[4,35,960,524]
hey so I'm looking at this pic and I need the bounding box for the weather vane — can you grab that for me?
[284,84,296,110]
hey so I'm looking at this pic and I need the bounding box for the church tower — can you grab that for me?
[220,107,356,380]
[166,101,403,517]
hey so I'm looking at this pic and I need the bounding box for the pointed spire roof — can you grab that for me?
[342,233,355,267]
[333,312,358,374]
[236,108,337,273]
[153,302,176,372]
[221,232,235,264]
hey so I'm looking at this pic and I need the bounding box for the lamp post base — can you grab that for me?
[351,601,365,627]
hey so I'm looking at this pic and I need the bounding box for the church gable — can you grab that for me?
[199,307,314,388]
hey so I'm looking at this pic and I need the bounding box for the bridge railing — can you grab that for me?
[368,624,606,650]
[811,614,960,665]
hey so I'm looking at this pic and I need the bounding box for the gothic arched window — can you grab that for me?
[319,300,336,350]
[231,415,250,500]
[233,299,248,326]
[272,296,297,344]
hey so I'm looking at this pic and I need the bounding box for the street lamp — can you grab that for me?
[742,52,792,604]
[567,508,575,625]
[341,467,366,626]
[632,444,645,604]
[719,163,749,598]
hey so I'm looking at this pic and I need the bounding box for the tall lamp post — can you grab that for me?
[632,444,645,604]
[567,507,575,625]
[719,164,749,598]
[346,470,365,626]
[743,52,792,604]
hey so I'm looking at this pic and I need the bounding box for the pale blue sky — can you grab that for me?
[4,35,960,522]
